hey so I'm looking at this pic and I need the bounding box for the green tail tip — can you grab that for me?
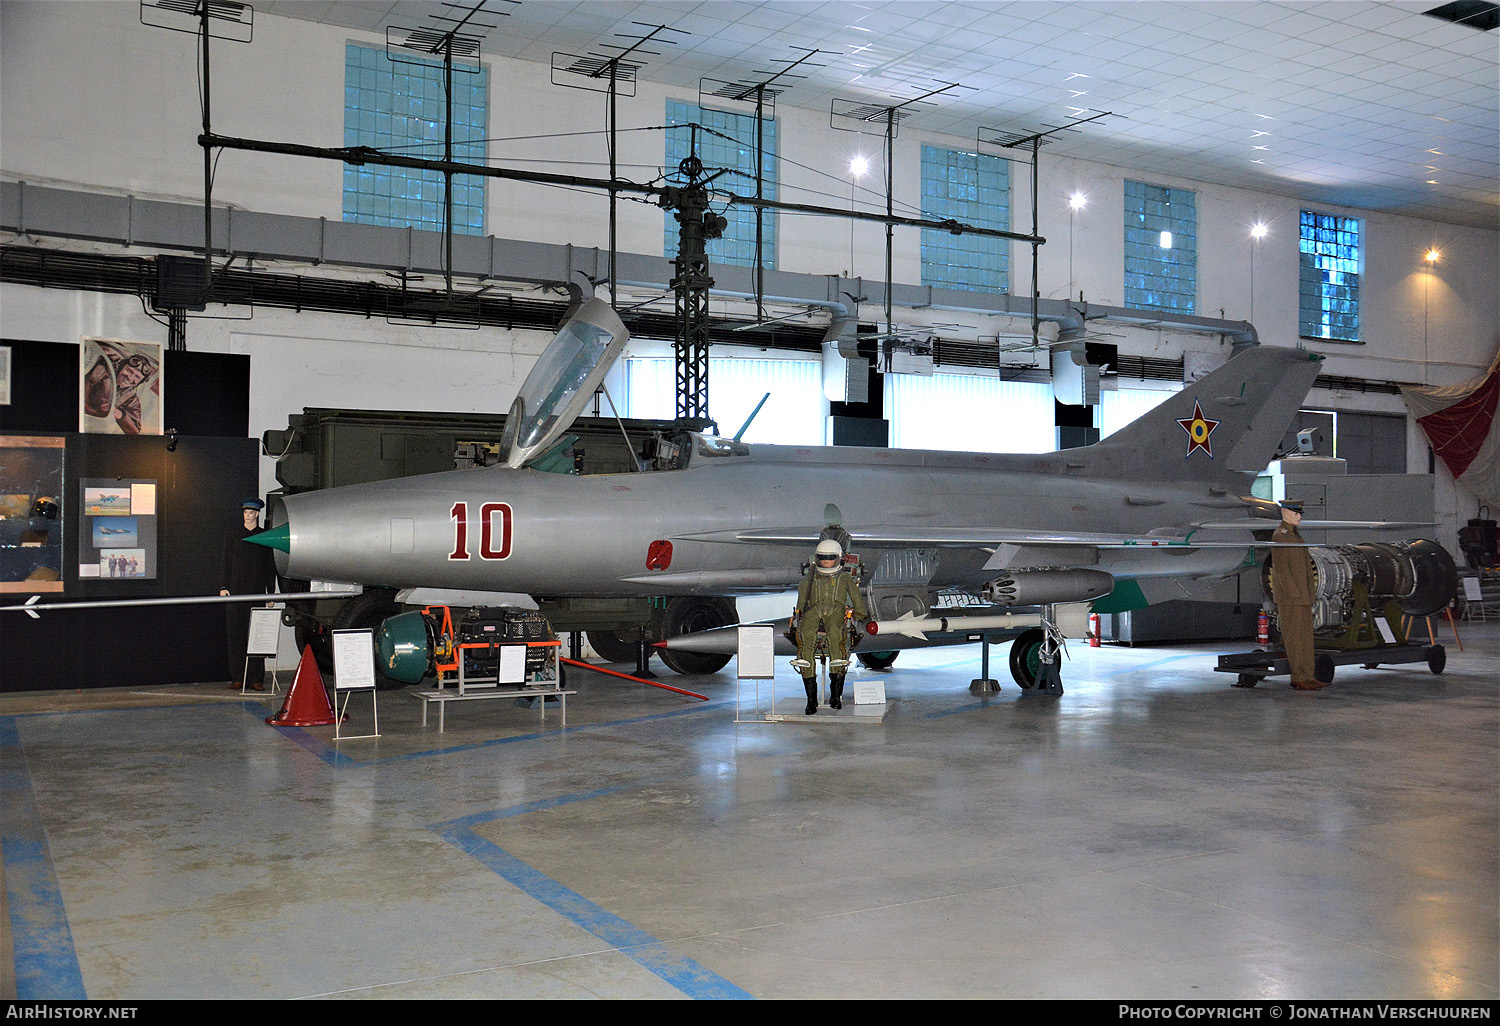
[246,523,290,553]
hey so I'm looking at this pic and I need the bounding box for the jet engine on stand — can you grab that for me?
[1263,540,1457,638]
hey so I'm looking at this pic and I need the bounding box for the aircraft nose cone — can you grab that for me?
[245,523,290,553]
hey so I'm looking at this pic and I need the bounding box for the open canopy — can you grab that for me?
[498,298,629,470]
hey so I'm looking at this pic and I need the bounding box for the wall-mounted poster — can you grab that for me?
[0,436,65,594]
[79,478,157,580]
[81,337,162,436]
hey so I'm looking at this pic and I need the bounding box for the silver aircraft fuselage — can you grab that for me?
[269,439,1249,599]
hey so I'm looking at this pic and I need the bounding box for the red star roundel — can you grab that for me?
[1177,400,1220,458]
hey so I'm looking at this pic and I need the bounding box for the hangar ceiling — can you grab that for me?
[255,0,1499,231]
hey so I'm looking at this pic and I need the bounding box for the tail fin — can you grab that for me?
[1084,345,1323,482]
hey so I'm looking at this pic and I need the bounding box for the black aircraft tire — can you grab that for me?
[586,629,641,664]
[295,621,334,674]
[658,597,735,675]
[331,592,405,690]
[1009,628,1045,690]
[1314,653,1336,685]
[856,651,898,671]
[1427,644,1446,675]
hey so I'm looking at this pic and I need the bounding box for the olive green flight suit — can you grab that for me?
[794,568,868,668]
[1271,521,1318,684]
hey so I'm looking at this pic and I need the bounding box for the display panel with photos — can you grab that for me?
[0,436,65,593]
[79,479,158,580]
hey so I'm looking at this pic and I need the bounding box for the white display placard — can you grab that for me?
[332,629,377,691]
[1463,577,1483,601]
[736,624,776,679]
[497,644,526,685]
[129,482,156,516]
[246,606,281,656]
[1375,616,1397,645]
[852,680,887,705]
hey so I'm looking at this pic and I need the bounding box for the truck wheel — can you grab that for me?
[331,591,405,690]
[586,629,641,664]
[657,597,735,675]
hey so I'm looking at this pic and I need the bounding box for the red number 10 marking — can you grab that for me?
[449,501,512,560]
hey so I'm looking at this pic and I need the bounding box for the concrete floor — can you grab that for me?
[2,623,1496,1000]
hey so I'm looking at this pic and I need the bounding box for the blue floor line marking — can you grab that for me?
[920,652,1210,717]
[1093,651,1206,677]
[431,786,634,831]
[436,822,753,1000]
[0,717,87,1000]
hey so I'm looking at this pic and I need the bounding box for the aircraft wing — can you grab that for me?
[680,526,1173,548]
[680,521,1424,553]
[1189,519,1435,531]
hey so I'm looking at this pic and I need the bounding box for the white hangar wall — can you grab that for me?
[3,1,1497,517]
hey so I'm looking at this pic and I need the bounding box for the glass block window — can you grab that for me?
[664,100,777,268]
[1298,210,1361,342]
[884,373,1053,453]
[1100,385,1179,438]
[344,44,489,235]
[622,357,818,444]
[1124,180,1196,313]
[920,145,1009,292]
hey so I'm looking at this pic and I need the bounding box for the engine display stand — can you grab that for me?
[1215,643,1446,688]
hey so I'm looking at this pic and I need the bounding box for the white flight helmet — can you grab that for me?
[814,538,843,575]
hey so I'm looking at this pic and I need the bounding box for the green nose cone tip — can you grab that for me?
[245,523,290,553]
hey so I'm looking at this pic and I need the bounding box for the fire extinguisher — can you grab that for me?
[1257,609,1271,646]
[1088,612,1101,647]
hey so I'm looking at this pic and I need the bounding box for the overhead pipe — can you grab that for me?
[2,182,1258,350]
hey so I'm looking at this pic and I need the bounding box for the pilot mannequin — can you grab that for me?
[791,538,868,714]
[1270,500,1323,690]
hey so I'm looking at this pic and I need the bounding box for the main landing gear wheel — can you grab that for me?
[856,651,898,671]
[1009,627,1045,690]
[295,620,334,674]
[657,597,735,675]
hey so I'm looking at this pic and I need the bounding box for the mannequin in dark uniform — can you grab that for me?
[220,498,277,690]
[1270,500,1323,690]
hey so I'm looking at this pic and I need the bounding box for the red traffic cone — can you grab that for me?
[266,645,337,727]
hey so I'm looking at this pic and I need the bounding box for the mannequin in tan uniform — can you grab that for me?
[1270,501,1324,690]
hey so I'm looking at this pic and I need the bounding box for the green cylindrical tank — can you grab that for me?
[376,610,433,684]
